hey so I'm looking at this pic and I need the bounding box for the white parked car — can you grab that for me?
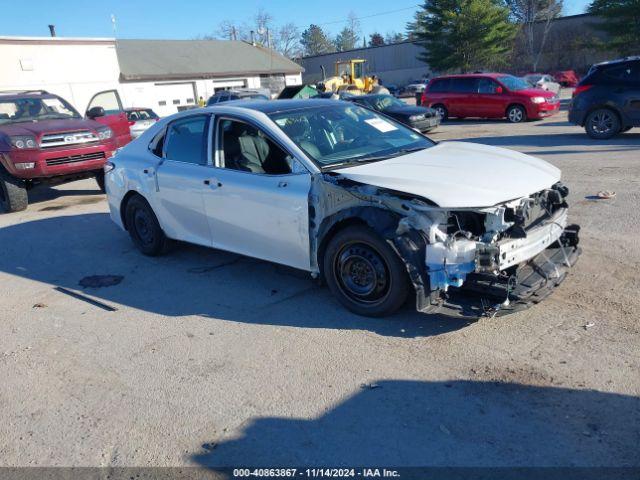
[524,74,561,94]
[125,108,159,139]
[105,100,581,317]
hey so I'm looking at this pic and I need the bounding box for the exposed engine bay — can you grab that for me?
[312,174,581,317]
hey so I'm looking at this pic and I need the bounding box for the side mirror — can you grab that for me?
[495,86,503,94]
[86,106,105,119]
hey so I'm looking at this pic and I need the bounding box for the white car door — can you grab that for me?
[202,117,311,270]
[154,114,213,247]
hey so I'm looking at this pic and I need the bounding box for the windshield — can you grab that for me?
[363,95,405,111]
[270,103,433,168]
[0,96,81,125]
[498,75,530,91]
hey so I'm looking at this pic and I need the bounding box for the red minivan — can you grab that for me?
[421,73,560,123]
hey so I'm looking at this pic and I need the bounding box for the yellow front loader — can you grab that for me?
[319,59,377,95]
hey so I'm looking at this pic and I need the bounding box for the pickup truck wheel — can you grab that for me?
[95,171,106,193]
[585,108,620,139]
[323,225,409,317]
[125,195,169,256]
[0,168,28,213]
[507,105,526,123]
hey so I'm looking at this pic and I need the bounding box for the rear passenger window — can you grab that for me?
[450,78,479,93]
[429,79,450,92]
[164,115,209,165]
[604,63,639,83]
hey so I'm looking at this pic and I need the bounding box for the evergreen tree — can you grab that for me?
[300,24,335,56]
[368,33,385,46]
[335,26,359,51]
[588,0,640,55]
[408,0,517,73]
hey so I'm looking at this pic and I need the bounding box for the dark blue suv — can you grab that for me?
[569,57,640,139]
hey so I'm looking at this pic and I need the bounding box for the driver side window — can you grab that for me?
[217,119,293,175]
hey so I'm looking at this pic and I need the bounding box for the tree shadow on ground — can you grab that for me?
[192,380,640,470]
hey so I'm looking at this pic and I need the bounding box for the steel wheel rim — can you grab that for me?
[133,208,155,246]
[590,111,613,134]
[334,241,391,305]
[509,108,523,122]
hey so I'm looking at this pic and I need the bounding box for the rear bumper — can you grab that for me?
[410,116,440,132]
[1,141,116,180]
[568,105,586,126]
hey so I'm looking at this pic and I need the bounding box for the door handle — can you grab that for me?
[278,181,288,188]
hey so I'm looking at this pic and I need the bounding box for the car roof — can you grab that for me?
[0,90,58,100]
[431,73,507,80]
[215,98,344,114]
[125,107,155,111]
[593,56,640,68]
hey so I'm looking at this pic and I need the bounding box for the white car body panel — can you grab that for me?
[335,141,561,208]
[202,169,311,270]
[105,101,579,315]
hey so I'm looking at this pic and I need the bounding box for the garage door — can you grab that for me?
[154,82,196,116]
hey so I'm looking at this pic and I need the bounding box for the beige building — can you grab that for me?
[0,36,303,117]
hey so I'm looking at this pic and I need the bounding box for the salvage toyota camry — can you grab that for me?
[105,100,581,317]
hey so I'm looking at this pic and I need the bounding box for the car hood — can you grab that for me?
[335,141,561,208]
[517,88,556,98]
[0,118,102,136]
[384,105,436,117]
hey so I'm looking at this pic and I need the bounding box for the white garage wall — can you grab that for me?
[0,37,120,114]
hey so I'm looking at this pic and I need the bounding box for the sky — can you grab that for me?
[0,0,592,40]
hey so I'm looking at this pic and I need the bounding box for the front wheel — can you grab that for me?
[585,108,620,139]
[124,195,170,256]
[0,168,28,213]
[323,225,409,317]
[507,105,527,123]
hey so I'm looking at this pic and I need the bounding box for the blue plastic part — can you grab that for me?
[426,261,476,291]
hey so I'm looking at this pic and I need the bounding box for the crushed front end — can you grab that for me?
[400,183,581,316]
[314,175,581,318]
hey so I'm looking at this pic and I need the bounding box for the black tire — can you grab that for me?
[0,167,28,213]
[124,195,169,256]
[585,108,621,139]
[433,104,448,121]
[323,225,409,317]
[506,104,527,123]
[95,170,106,193]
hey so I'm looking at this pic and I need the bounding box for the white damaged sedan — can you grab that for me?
[105,100,581,317]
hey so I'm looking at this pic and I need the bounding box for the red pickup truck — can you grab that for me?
[0,89,131,213]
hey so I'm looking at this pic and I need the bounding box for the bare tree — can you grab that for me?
[506,0,563,71]
[274,23,303,58]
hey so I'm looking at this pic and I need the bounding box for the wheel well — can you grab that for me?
[120,191,145,230]
[506,103,525,115]
[585,105,623,127]
[317,217,369,279]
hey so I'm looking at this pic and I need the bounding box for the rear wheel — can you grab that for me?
[506,104,526,123]
[124,195,169,256]
[585,108,620,139]
[323,225,409,317]
[433,104,448,121]
[0,167,28,213]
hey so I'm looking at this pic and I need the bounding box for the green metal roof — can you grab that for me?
[116,39,303,82]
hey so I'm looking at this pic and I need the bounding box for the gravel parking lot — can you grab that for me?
[1,99,638,469]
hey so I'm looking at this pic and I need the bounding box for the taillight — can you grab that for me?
[421,91,427,105]
[572,84,592,98]
[127,120,135,126]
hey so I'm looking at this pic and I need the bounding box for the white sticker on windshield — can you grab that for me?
[365,118,397,133]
